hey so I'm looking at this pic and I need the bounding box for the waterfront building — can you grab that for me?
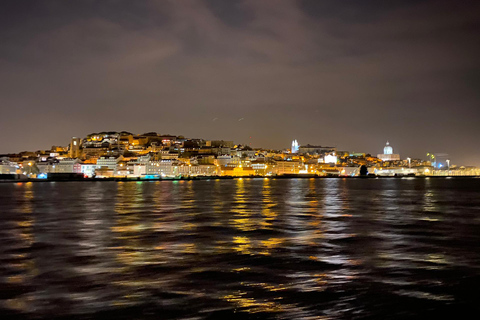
[338,167,360,177]
[319,167,340,176]
[187,164,218,176]
[0,157,18,174]
[220,165,255,177]
[275,160,302,175]
[373,166,420,176]
[95,167,115,178]
[130,162,146,176]
[251,159,269,175]
[215,155,236,167]
[146,159,184,177]
[96,156,121,176]
[55,158,81,173]
[37,161,56,174]
[377,141,400,161]
[114,160,131,176]
[80,160,97,177]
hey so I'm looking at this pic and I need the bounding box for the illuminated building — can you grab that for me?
[220,166,255,177]
[55,158,82,173]
[94,167,114,178]
[235,148,256,159]
[37,161,56,174]
[51,146,67,153]
[251,160,270,175]
[215,155,236,167]
[69,137,81,158]
[147,160,173,175]
[291,140,299,153]
[0,157,18,174]
[116,161,132,176]
[323,153,338,164]
[129,162,146,176]
[384,142,393,154]
[275,160,302,175]
[159,150,179,160]
[337,167,359,176]
[147,160,191,176]
[377,141,400,161]
[80,160,97,177]
[190,164,218,176]
[95,156,121,176]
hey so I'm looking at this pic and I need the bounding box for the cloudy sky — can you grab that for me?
[1,0,479,165]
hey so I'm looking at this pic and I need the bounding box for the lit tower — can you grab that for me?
[291,140,299,153]
[70,137,81,158]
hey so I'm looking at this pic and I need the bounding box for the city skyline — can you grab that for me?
[3,130,477,180]
[0,130,471,167]
[1,1,480,166]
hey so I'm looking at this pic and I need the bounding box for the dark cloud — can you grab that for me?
[1,0,479,165]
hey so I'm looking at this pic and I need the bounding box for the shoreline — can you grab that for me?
[1,175,479,183]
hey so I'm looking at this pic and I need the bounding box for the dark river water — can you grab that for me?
[1,178,480,319]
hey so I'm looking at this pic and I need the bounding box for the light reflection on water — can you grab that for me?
[1,178,480,319]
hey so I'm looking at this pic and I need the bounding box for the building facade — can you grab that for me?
[377,141,400,161]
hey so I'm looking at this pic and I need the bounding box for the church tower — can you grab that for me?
[69,137,81,158]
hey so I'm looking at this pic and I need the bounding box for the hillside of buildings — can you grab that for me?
[0,132,478,179]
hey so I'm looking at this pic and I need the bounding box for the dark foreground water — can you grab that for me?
[1,178,480,319]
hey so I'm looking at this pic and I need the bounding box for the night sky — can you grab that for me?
[1,0,479,165]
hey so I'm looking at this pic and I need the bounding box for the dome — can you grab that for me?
[384,141,393,154]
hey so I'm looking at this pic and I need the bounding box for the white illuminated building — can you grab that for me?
[377,141,400,161]
[384,142,393,155]
[291,140,299,153]
[324,153,337,164]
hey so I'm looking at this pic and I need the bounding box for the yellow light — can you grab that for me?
[28,162,32,166]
